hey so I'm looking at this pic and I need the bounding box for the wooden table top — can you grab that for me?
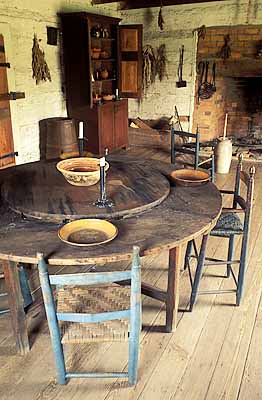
[0,158,222,265]
[1,160,170,222]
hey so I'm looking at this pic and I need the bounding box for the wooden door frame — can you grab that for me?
[0,22,19,163]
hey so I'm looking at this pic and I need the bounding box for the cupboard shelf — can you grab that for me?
[91,58,116,62]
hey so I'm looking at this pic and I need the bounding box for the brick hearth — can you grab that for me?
[192,26,262,142]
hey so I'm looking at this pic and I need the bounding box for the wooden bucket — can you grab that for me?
[40,118,79,160]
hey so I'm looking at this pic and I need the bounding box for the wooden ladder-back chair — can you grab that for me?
[170,126,215,182]
[185,154,255,310]
[37,246,141,385]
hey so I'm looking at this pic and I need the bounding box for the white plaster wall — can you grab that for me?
[0,0,119,163]
[120,0,262,128]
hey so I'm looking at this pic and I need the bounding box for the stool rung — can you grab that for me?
[198,289,236,295]
[66,372,128,379]
[205,258,240,265]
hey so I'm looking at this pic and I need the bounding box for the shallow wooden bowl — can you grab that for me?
[58,219,118,247]
[103,94,113,101]
[56,157,109,187]
[170,169,210,186]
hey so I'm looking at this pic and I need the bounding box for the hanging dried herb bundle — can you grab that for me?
[156,44,168,81]
[217,34,231,61]
[32,34,51,84]
[142,45,156,93]
[158,6,164,31]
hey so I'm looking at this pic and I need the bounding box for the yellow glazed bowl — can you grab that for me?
[56,157,109,187]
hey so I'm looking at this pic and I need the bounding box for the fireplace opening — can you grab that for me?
[226,77,262,141]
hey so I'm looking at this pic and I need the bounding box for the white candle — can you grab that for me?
[116,88,119,97]
[100,157,106,167]
[79,121,84,139]
[223,113,228,140]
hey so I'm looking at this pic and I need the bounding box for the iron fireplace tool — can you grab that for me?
[176,45,187,88]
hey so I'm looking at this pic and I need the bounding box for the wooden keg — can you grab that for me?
[40,118,79,160]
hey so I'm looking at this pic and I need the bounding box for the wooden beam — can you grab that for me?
[92,0,226,10]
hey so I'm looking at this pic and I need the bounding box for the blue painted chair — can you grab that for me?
[37,246,141,385]
[185,154,255,310]
[170,127,215,182]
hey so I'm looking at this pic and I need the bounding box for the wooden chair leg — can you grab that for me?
[189,234,209,311]
[128,246,141,386]
[166,246,181,332]
[184,240,193,270]
[37,254,66,384]
[236,236,248,306]
[171,128,175,164]
[211,154,215,183]
[2,260,30,354]
[227,235,235,278]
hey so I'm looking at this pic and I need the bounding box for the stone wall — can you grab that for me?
[0,0,118,164]
[120,1,262,133]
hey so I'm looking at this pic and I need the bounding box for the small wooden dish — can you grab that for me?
[56,157,109,187]
[103,94,113,101]
[170,169,210,186]
[58,219,118,247]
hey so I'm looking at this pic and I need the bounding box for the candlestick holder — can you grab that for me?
[94,163,114,208]
[78,137,88,157]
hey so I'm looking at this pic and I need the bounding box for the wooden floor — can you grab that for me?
[1,146,262,400]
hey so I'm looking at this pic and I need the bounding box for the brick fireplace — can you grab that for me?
[192,26,262,143]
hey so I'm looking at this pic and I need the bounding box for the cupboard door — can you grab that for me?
[114,99,128,149]
[99,103,114,154]
[118,25,142,99]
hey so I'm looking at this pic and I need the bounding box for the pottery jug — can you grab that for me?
[101,69,109,79]
[214,137,232,174]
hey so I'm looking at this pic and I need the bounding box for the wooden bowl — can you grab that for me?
[102,94,113,101]
[56,157,109,187]
[58,219,118,247]
[170,169,210,186]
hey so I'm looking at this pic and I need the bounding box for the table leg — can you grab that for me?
[2,260,29,355]
[166,246,181,332]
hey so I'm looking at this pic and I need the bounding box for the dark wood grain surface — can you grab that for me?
[0,158,222,265]
[1,160,170,221]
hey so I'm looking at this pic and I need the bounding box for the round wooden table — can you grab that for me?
[0,157,222,354]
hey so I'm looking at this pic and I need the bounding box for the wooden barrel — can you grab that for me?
[39,118,79,160]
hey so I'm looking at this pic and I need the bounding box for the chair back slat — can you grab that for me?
[49,271,131,286]
[235,195,246,210]
[171,128,197,139]
[57,309,131,323]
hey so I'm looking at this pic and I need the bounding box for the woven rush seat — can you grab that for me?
[57,284,131,343]
[211,212,243,237]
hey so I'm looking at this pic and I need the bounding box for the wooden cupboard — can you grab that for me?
[60,12,142,155]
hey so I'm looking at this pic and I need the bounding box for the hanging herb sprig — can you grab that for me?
[32,34,51,85]
[142,45,157,93]
[156,44,168,81]
[158,3,164,31]
[217,34,231,61]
